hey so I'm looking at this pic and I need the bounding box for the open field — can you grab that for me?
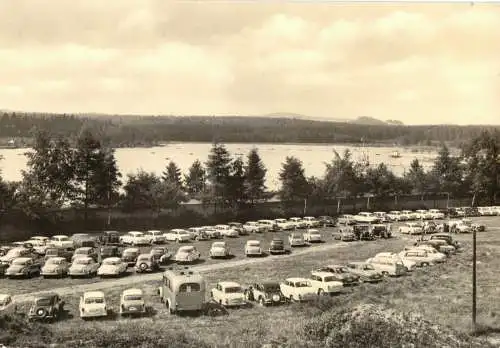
[3,217,500,347]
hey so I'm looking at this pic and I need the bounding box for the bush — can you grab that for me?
[0,314,52,347]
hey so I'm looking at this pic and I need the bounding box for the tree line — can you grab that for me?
[0,129,499,226]
[1,112,498,148]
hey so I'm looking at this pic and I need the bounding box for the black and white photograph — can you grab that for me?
[0,1,499,347]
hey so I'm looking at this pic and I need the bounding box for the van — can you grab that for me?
[367,255,406,277]
[158,267,206,314]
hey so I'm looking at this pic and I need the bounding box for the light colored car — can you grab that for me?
[0,294,17,315]
[337,214,356,225]
[302,216,320,228]
[120,231,150,246]
[313,264,360,286]
[245,240,263,257]
[71,247,98,262]
[135,253,160,273]
[5,257,40,278]
[398,249,439,267]
[369,252,416,272]
[50,235,74,248]
[415,210,432,220]
[25,239,50,255]
[387,211,406,221]
[164,229,192,242]
[310,271,345,295]
[243,221,265,233]
[31,236,50,244]
[188,227,210,241]
[289,233,306,247]
[354,212,380,224]
[303,229,322,243]
[258,220,279,232]
[373,212,389,222]
[366,254,408,276]
[145,230,166,244]
[461,218,485,232]
[79,291,107,319]
[174,246,201,263]
[289,217,307,229]
[0,247,33,264]
[280,278,317,302]
[209,242,231,259]
[97,257,127,277]
[399,223,423,235]
[120,288,146,316]
[68,257,100,278]
[405,247,447,264]
[215,225,239,238]
[274,218,295,231]
[428,209,445,219]
[448,220,472,233]
[210,281,247,307]
[41,257,69,278]
[345,262,383,283]
[401,210,417,220]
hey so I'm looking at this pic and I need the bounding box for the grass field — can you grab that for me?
[3,217,500,347]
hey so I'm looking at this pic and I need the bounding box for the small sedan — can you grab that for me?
[5,257,40,278]
[244,282,286,306]
[97,257,127,277]
[68,257,100,278]
[345,262,384,283]
[173,246,201,264]
[288,233,306,247]
[27,293,65,322]
[245,240,263,257]
[210,281,247,307]
[120,288,147,316]
[121,247,140,266]
[134,254,160,273]
[303,229,322,243]
[209,242,231,259]
[41,257,69,278]
[268,238,286,255]
[150,246,172,265]
[80,291,108,319]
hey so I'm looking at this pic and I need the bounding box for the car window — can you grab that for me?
[179,283,201,292]
[84,297,104,304]
[36,298,53,306]
[124,295,143,301]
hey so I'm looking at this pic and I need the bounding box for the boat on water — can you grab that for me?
[390,150,401,158]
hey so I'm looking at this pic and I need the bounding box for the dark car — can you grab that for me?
[0,262,9,276]
[150,246,172,265]
[268,238,286,254]
[100,246,121,260]
[228,222,247,235]
[0,246,11,257]
[28,293,65,322]
[71,234,98,248]
[99,231,121,245]
[44,247,74,262]
[353,225,374,240]
[314,265,360,286]
[464,207,480,217]
[446,208,460,218]
[318,216,336,227]
[244,282,286,306]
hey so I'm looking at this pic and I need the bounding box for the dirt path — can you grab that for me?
[12,241,354,302]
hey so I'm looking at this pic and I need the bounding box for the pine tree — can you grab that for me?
[184,160,206,198]
[244,148,267,204]
[162,161,183,188]
[279,156,310,202]
[227,156,246,208]
[205,143,232,208]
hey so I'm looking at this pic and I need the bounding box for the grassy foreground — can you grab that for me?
[3,219,500,347]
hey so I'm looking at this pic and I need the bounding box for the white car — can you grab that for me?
[0,247,33,264]
[408,246,447,263]
[215,225,239,238]
[398,223,423,235]
[50,235,74,248]
[97,257,127,277]
[302,217,320,228]
[0,294,17,315]
[41,257,69,278]
[187,227,210,240]
[370,252,416,272]
[401,210,417,220]
[68,257,100,278]
[280,278,317,302]
[244,240,263,257]
[448,220,472,233]
[415,210,431,220]
[303,229,322,243]
[209,242,231,259]
[25,239,50,255]
[309,271,344,295]
[257,220,279,232]
[373,212,389,222]
[210,281,247,307]
[289,217,307,229]
[398,249,440,267]
[120,231,150,246]
[366,254,408,276]
[354,212,379,224]
[174,246,201,263]
[120,288,146,316]
[164,229,192,242]
[79,291,107,319]
[243,221,266,233]
[428,209,445,219]
[274,218,295,231]
[387,211,407,222]
[145,230,166,244]
[31,236,50,244]
[289,233,306,247]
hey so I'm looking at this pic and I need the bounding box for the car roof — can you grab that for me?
[52,235,68,238]
[46,257,66,261]
[219,281,241,287]
[103,257,121,262]
[258,281,280,287]
[76,247,93,251]
[286,277,309,282]
[123,247,140,252]
[178,246,194,251]
[83,291,104,298]
[0,294,11,301]
[312,271,336,278]
[137,253,152,258]
[73,256,93,261]
[34,293,58,300]
[147,230,162,233]
[13,257,31,262]
[122,288,143,296]
[212,242,226,246]
[128,231,143,234]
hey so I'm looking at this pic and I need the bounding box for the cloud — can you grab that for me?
[0,1,498,124]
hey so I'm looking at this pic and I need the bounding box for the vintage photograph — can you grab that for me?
[0,1,499,347]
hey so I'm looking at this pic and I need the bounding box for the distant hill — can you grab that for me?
[349,116,388,126]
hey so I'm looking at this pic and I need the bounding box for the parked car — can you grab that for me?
[28,293,65,322]
[97,257,128,277]
[209,242,231,259]
[145,230,167,244]
[387,211,406,222]
[71,234,97,248]
[120,231,150,246]
[345,262,383,283]
[310,271,345,295]
[187,227,211,241]
[25,239,51,255]
[164,229,192,243]
[72,247,98,262]
[371,224,391,238]
[398,249,441,267]
[399,223,424,235]
[288,217,307,229]
[210,281,247,307]
[335,227,356,242]
[174,246,201,263]
[245,240,263,257]
[354,212,380,224]
[158,267,206,314]
[268,238,286,254]
[368,252,415,273]
[215,225,239,238]
[150,246,172,265]
[314,264,360,286]
[41,257,69,278]
[99,246,121,260]
[411,245,447,263]
[415,210,433,220]
[50,235,74,248]
[120,288,147,316]
[280,278,317,302]
[274,218,295,231]
[99,230,121,245]
[258,220,280,232]
[133,254,159,273]
[202,227,222,239]
[44,247,74,262]
[0,247,35,264]
[228,222,246,235]
[289,233,306,247]
[428,209,445,219]
[448,220,472,233]
[461,218,486,232]
[401,210,418,220]
[373,212,389,222]
[0,294,17,315]
[121,247,140,266]
[5,257,41,278]
[337,214,356,225]
[302,216,320,228]
[419,240,456,255]
[243,221,266,234]
[318,215,336,227]
[244,282,286,306]
[366,254,407,276]
[68,256,100,278]
[79,291,108,319]
[303,229,322,243]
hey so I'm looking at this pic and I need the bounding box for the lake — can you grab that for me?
[0,143,438,190]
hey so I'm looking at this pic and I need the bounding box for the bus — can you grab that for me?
[158,267,206,314]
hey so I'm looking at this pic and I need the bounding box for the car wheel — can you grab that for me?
[140,263,148,272]
[317,289,324,296]
[289,295,294,302]
[382,271,389,276]
[259,297,265,306]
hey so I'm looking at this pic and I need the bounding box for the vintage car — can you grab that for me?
[44,247,74,262]
[314,264,360,286]
[79,291,108,319]
[401,210,418,220]
[97,257,128,277]
[41,257,69,278]
[5,257,41,278]
[121,247,140,266]
[209,242,231,259]
[244,281,286,306]
[28,293,65,322]
[145,230,166,244]
[202,227,222,239]
[302,216,321,228]
[421,221,438,234]
[150,246,172,265]
[0,247,34,264]
[228,222,246,235]
[353,224,375,240]
[187,227,211,241]
[310,271,345,295]
[24,239,51,255]
[268,238,286,254]
[72,247,98,262]
[71,234,97,248]
[210,281,247,307]
[430,234,460,249]
[428,209,445,219]
[447,220,472,233]
[371,224,391,238]
[164,229,192,243]
[50,235,74,248]
[419,240,456,255]
[461,218,486,232]
[258,220,280,232]
[373,212,390,223]
[415,209,433,220]
[242,221,266,234]
[135,253,160,273]
[318,216,336,227]
[99,246,121,260]
[68,257,100,277]
[280,278,317,302]
[411,245,447,263]
[174,246,201,263]
[288,233,306,247]
[120,288,147,316]
[288,217,307,229]
[354,212,380,224]
[345,262,383,283]
[99,230,121,245]
[368,252,415,273]
[303,229,322,243]
[120,231,150,246]
[245,240,263,257]
[334,227,357,242]
[274,218,295,231]
[338,214,356,225]
[215,225,239,238]
[398,223,424,235]
[0,294,17,315]
[158,267,206,314]
[386,211,407,222]
[398,249,442,267]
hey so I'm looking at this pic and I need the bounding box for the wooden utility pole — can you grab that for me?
[472,229,477,330]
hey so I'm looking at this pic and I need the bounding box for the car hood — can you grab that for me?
[83,303,106,311]
[70,265,90,271]
[246,246,261,251]
[42,265,62,272]
[175,252,196,259]
[99,265,121,272]
[6,265,25,272]
[122,300,144,307]
[210,247,227,253]
[224,293,245,300]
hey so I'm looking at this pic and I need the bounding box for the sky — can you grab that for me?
[0,1,499,125]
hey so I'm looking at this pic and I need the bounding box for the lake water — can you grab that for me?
[0,143,438,190]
